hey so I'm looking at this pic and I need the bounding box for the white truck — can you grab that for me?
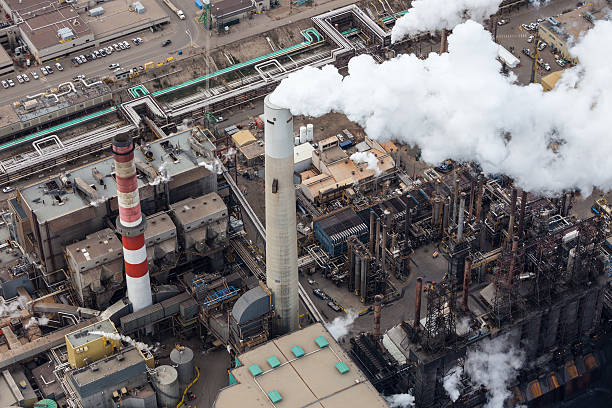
[162,0,185,19]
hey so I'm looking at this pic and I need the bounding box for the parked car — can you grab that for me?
[327,301,341,312]
[16,75,23,84]
[55,62,63,71]
[161,39,172,47]
[45,65,53,73]
[544,63,551,71]
[527,35,534,43]
[113,43,121,51]
[31,71,39,79]
[1,80,8,88]
[90,52,97,60]
[108,63,120,70]
[41,67,48,75]
[497,19,509,26]
[2,186,14,193]
[8,79,14,87]
[79,54,87,62]
[538,41,547,51]
[22,73,29,82]
[122,41,130,49]
[99,49,106,57]
[521,23,529,30]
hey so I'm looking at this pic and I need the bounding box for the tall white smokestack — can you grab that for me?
[264,95,299,334]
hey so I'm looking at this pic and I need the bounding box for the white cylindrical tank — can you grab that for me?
[294,136,300,146]
[154,365,180,408]
[299,126,307,144]
[306,123,314,142]
[170,347,194,387]
[264,95,299,334]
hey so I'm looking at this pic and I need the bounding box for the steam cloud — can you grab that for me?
[391,0,501,42]
[464,335,524,408]
[350,151,382,176]
[391,0,549,42]
[24,315,50,329]
[89,330,153,353]
[443,366,463,402]
[325,309,357,340]
[0,296,28,318]
[384,393,415,407]
[270,19,612,195]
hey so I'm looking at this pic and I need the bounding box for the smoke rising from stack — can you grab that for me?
[443,366,462,402]
[350,152,382,176]
[325,310,358,340]
[270,19,612,195]
[465,335,524,408]
[89,330,153,353]
[384,393,415,407]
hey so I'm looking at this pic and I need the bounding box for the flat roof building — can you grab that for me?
[214,323,388,408]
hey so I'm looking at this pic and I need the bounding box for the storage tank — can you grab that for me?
[170,346,194,387]
[153,365,180,408]
[306,123,314,141]
[299,126,307,144]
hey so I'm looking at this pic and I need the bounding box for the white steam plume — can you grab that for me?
[89,197,107,207]
[24,315,50,329]
[350,151,382,176]
[89,330,153,353]
[391,0,550,43]
[464,335,524,408]
[0,296,28,318]
[391,0,501,42]
[270,19,612,196]
[325,309,357,340]
[384,393,415,407]
[443,366,463,402]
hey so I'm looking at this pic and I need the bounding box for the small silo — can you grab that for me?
[306,123,314,142]
[170,346,195,387]
[299,126,307,144]
[153,365,180,408]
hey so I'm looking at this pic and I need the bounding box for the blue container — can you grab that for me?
[195,0,203,8]
[178,49,183,55]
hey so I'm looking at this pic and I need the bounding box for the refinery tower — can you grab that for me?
[264,95,299,334]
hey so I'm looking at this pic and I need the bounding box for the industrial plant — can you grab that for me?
[0,0,609,408]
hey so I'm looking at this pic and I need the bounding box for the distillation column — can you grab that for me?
[264,95,298,334]
[113,134,152,312]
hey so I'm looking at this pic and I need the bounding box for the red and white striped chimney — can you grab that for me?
[112,134,152,312]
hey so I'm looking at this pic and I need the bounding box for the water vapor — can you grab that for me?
[350,151,382,176]
[443,366,463,402]
[89,330,153,353]
[384,393,415,407]
[325,309,357,340]
[25,315,50,329]
[464,335,524,408]
[271,19,612,195]
[0,296,28,318]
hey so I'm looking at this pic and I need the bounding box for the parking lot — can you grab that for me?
[496,0,584,84]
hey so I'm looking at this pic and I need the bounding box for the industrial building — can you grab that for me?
[0,0,170,62]
[214,323,388,408]
[538,1,608,64]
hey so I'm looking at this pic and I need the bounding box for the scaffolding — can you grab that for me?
[422,280,456,353]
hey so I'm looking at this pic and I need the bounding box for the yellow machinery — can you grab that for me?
[65,319,120,369]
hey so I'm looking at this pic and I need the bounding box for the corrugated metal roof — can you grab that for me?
[231,130,256,147]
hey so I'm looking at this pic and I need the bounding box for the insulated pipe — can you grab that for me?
[507,188,518,247]
[442,197,450,233]
[475,175,484,221]
[507,236,520,285]
[381,222,387,274]
[468,182,475,220]
[369,211,375,255]
[112,133,152,312]
[414,277,423,329]
[375,218,381,259]
[374,294,383,342]
[518,190,527,239]
[462,256,472,311]
[452,170,458,223]
[457,192,466,240]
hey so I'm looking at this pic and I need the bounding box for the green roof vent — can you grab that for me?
[336,361,350,374]
[314,336,329,348]
[267,355,281,368]
[268,390,283,403]
[291,345,305,358]
[248,364,263,377]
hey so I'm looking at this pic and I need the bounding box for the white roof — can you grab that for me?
[497,45,519,68]
[294,142,314,164]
